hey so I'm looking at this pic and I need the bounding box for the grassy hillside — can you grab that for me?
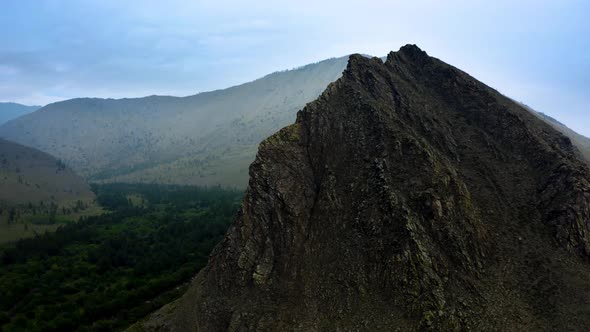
[0,103,41,126]
[0,57,349,188]
[0,138,97,244]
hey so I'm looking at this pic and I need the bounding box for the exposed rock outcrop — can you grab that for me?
[135,45,590,331]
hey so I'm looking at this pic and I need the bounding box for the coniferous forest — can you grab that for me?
[0,184,242,331]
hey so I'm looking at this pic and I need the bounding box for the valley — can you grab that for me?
[1,3,589,329]
[0,184,242,331]
[1,48,589,330]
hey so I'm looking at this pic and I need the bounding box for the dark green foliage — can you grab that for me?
[7,208,15,223]
[0,183,242,331]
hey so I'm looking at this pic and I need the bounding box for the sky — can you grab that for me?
[0,0,588,135]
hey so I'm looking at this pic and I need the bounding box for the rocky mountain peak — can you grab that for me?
[387,43,429,63]
[135,45,590,331]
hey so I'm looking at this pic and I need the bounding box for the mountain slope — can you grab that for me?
[135,45,590,331]
[0,57,349,187]
[0,138,95,206]
[0,102,41,126]
[0,138,96,244]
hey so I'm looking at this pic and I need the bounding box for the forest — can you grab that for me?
[0,183,242,331]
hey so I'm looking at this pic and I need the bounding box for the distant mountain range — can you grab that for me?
[0,57,349,187]
[0,57,587,189]
[0,102,41,126]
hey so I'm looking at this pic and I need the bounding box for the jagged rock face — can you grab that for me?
[139,46,590,331]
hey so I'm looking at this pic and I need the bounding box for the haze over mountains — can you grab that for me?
[1,55,588,190]
[137,45,590,331]
[0,57,349,187]
[0,43,588,331]
[0,103,41,126]
[1,0,588,330]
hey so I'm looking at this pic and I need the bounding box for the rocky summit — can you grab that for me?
[135,45,590,331]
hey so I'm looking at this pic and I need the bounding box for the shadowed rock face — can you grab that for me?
[137,45,590,331]
[531,110,590,166]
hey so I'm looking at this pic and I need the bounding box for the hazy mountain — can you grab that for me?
[2,58,587,191]
[0,138,95,206]
[0,102,41,125]
[0,57,349,188]
[136,46,590,331]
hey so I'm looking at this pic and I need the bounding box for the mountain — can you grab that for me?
[530,109,590,165]
[0,102,41,126]
[0,137,96,243]
[0,57,349,187]
[134,45,590,331]
[2,61,586,191]
[0,138,94,206]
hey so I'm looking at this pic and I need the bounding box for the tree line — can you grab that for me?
[0,183,242,331]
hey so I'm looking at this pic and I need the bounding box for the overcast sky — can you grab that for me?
[1,0,588,135]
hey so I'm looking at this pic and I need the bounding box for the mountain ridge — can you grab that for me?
[133,45,590,331]
[1,56,588,189]
[0,102,41,126]
[529,108,590,165]
[0,57,350,187]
